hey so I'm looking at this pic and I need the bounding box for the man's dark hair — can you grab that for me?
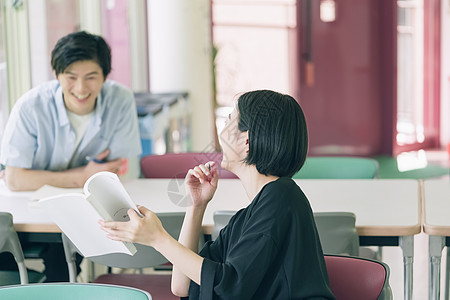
[51,31,111,77]
[237,90,308,178]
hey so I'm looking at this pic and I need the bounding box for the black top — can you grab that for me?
[185,177,335,300]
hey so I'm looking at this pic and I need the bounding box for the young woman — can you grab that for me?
[100,90,335,299]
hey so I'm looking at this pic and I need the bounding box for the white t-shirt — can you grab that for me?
[67,110,93,167]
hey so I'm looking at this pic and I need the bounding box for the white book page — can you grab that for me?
[39,193,136,257]
[84,171,142,221]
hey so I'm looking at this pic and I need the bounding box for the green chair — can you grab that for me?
[0,283,151,300]
[0,212,46,285]
[293,156,379,179]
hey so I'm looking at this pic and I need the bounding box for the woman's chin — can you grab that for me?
[220,159,231,172]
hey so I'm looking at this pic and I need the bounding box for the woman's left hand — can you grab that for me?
[99,205,166,247]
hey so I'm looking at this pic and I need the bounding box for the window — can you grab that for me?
[0,3,8,136]
[211,0,297,107]
[29,0,80,87]
[211,0,297,136]
[100,0,149,91]
[396,0,424,146]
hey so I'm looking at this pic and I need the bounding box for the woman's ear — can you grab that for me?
[241,131,249,153]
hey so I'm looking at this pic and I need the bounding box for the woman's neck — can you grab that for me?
[235,166,280,201]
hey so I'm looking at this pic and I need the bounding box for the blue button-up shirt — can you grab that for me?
[0,80,142,171]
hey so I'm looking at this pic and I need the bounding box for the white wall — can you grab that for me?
[441,0,450,148]
[147,0,215,152]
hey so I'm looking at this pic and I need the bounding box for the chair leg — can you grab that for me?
[90,261,96,282]
[68,261,77,283]
[17,262,29,284]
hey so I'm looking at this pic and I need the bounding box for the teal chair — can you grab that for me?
[0,283,151,300]
[293,156,379,179]
[0,212,46,285]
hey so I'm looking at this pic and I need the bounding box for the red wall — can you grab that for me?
[297,0,395,156]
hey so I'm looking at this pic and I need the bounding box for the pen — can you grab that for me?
[86,156,106,164]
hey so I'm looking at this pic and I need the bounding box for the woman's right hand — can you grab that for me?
[185,161,219,208]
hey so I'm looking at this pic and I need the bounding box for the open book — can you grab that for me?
[38,171,141,257]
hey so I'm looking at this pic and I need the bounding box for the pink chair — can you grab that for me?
[140,152,237,179]
[324,255,392,300]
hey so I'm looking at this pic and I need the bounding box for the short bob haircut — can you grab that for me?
[51,31,111,77]
[237,90,308,178]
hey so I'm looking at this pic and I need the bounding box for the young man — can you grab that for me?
[0,31,142,281]
[0,31,142,191]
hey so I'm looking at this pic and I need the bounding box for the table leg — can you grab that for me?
[429,235,445,300]
[400,235,414,300]
[446,248,450,300]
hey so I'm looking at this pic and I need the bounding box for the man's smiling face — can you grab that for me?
[57,60,105,115]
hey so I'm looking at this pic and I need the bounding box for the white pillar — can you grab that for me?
[147,0,215,152]
[79,0,102,35]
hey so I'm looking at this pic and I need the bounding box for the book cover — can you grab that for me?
[38,171,140,257]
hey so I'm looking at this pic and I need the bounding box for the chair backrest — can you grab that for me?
[324,255,392,300]
[211,210,236,240]
[63,212,185,282]
[0,283,151,300]
[293,156,379,179]
[0,212,30,284]
[313,212,359,256]
[140,152,237,179]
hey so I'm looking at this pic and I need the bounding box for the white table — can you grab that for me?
[0,178,420,299]
[422,179,450,300]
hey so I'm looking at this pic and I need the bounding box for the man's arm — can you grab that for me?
[5,157,123,191]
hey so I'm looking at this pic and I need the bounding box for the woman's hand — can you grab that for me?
[99,206,166,247]
[185,161,219,208]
